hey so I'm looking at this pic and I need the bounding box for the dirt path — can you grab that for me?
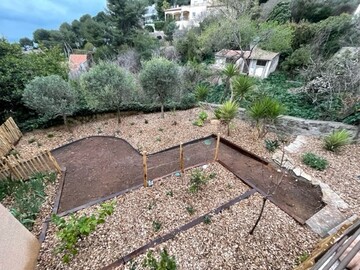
[52,135,324,222]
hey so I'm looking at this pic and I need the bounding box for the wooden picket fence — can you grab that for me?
[0,150,61,181]
[0,117,22,157]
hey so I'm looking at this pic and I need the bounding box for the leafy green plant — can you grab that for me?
[203,215,212,224]
[248,97,286,138]
[142,249,177,270]
[324,129,351,152]
[152,221,162,232]
[8,172,56,230]
[166,190,173,197]
[216,100,239,136]
[192,119,204,127]
[0,177,22,201]
[231,75,254,102]
[264,139,280,152]
[198,111,208,121]
[186,205,195,215]
[302,153,328,171]
[189,169,210,193]
[47,132,54,138]
[194,84,209,102]
[296,251,309,265]
[52,200,115,263]
[193,111,208,127]
[222,63,239,98]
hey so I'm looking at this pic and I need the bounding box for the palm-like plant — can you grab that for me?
[194,84,209,102]
[248,97,286,138]
[222,63,239,99]
[217,100,239,136]
[231,75,254,102]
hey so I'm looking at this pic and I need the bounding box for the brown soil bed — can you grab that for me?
[52,134,323,222]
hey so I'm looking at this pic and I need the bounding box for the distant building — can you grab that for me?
[214,48,280,79]
[69,54,92,78]
[164,0,222,30]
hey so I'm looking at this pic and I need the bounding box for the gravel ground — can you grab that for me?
[286,137,360,217]
[8,108,357,269]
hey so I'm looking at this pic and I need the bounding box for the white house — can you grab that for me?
[214,48,280,79]
[164,0,221,30]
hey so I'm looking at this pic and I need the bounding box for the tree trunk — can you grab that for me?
[117,108,121,124]
[161,104,164,119]
[227,123,230,136]
[63,114,70,132]
[249,197,267,235]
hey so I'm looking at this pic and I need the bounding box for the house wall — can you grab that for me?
[0,203,40,270]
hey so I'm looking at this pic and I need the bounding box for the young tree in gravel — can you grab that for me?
[221,63,239,100]
[140,57,180,118]
[216,100,239,136]
[80,62,135,123]
[22,75,77,130]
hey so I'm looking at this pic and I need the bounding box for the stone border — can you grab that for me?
[200,102,357,137]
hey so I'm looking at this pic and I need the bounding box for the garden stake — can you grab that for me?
[143,151,148,187]
[180,143,184,174]
[214,133,221,161]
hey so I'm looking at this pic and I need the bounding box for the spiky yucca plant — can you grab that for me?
[217,100,239,136]
[231,75,254,102]
[222,63,239,98]
[194,84,209,102]
[324,129,351,152]
[248,97,285,138]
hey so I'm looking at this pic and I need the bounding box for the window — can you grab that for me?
[256,60,267,66]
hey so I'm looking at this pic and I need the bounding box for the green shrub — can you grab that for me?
[203,215,212,224]
[145,25,155,32]
[52,200,115,263]
[216,100,239,136]
[186,205,195,215]
[189,169,211,193]
[152,220,162,232]
[154,21,166,31]
[198,111,208,121]
[231,75,254,102]
[192,119,204,127]
[302,153,328,171]
[324,129,351,152]
[142,249,177,270]
[8,172,56,230]
[194,84,209,101]
[265,139,280,152]
[248,97,285,138]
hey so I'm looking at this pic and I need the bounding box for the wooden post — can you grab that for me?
[46,150,62,173]
[180,143,184,174]
[143,151,148,187]
[2,157,20,180]
[214,133,221,161]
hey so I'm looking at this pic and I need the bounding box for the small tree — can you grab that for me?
[140,57,180,118]
[216,100,239,136]
[231,75,254,102]
[248,97,286,138]
[222,63,239,99]
[80,62,135,123]
[22,75,77,129]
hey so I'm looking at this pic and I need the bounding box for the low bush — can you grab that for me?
[264,139,280,152]
[302,153,328,171]
[3,172,56,230]
[189,169,212,193]
[192,111,208,127]
[324,129,351,152]
[142,249,177,270]
[52,200,115,263]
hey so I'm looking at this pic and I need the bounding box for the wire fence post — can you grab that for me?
[143,151,148,187]
[214,133,221,161]
[180,143,184,174]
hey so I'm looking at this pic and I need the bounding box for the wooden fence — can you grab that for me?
[0,117,22,157]
[0,151,61,181]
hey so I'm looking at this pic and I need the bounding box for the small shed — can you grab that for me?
[215,48,280,79]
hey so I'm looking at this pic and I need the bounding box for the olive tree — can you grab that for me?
[80,62,135,123]
[140,57,180,118]
[22,75,77,129]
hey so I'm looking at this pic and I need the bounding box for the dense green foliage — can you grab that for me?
[324,129,351,152]
[0,172,57,230]
[22,75,77,128]
[80,62,135,123]
[140,57,181,118]
[302,152,329,171]
[52,201,115,263]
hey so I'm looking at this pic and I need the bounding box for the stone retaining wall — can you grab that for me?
[201,102,358,137]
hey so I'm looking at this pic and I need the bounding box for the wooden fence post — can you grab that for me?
[143,151,148,187]
[46,150,62,173]
[179,143,184,174]
[214,133,221,161]
[2,157,20,180]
